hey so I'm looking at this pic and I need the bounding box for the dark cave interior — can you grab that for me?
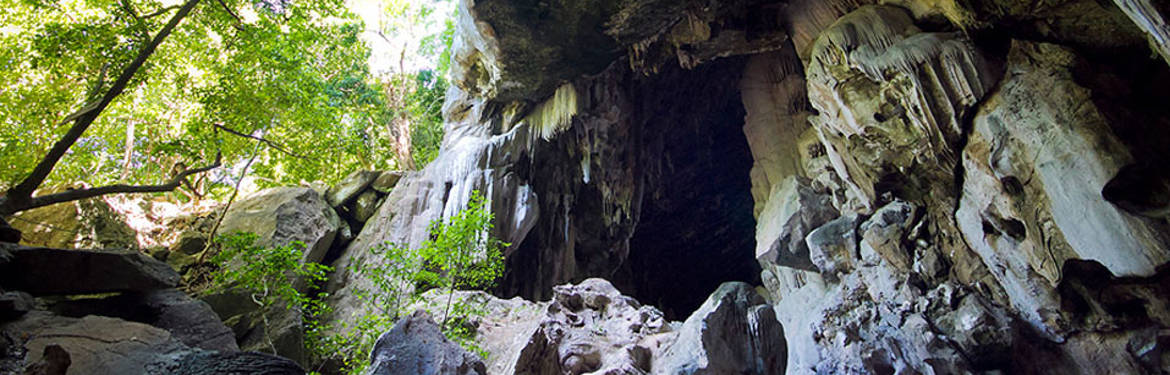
[617,58,762,320]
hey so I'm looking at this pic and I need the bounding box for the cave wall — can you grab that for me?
[327,0,1170,373]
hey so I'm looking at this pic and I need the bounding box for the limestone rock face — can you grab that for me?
[328,1,1170,374]
[365,310,486,375]
[218,187,340,264]
[512,279,669,375]
[656,282,786,375]
[956,40,1170,338]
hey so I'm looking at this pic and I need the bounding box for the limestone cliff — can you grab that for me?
[331,0,1170,373]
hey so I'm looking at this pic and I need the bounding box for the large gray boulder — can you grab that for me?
[218,187,340,265]
[365,310,486,375]
[201,290,304,364]
[138,289,239,352]
[0,244,179,295]
[0,312,303,375]
[657,282,786,375]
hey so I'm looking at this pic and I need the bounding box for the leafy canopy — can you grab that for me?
[0,0,453,199]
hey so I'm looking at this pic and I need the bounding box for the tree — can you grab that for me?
[0,0,208,238]
[0,0,395,240]
[332,190,505,372]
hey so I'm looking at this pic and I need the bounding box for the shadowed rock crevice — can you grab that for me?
[620,58,761,319]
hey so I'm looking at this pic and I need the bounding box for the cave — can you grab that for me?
[615,57,762,319]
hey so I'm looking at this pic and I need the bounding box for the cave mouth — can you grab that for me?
[617,57,761,320]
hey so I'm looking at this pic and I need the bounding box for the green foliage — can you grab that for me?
[208,231,333,353]
[0,0,456,199]
[419,191,506,301]
[317,190,505,373]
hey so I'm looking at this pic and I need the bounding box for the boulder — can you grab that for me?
[0,244,179,295]
[512,278,670,375]
[1,312,303,375]
[0,291,35,320]
[365,310,486,375]
[8,195,136,249]
[353,191,381,223]
[656,282,786,375]
[858,201,919,271]
[755,176,839,271]
[326,170,380,208]
[39,289,237,352]
[138,289,238,352]
[202,290,303,364]
[218,187,340,265]
[371,171,404,193]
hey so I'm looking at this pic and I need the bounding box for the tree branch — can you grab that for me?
[215,0,246,31]
[20,153,221,212]
[5,0,202,202]
[213,123,306,159]
[142,4,182,18]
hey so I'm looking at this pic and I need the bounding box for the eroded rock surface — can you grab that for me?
[365,310,486,375]
[327,0,1170,374]
[218,187,340,264]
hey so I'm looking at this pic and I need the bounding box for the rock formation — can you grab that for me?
[6,0,1170,374]
[328,0,1170,373]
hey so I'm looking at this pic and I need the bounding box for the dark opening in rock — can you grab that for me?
[617,58,761,319]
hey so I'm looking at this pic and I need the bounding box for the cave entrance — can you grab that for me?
[617,57,761,320]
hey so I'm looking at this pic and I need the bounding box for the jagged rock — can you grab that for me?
[0,245,179,295]
[202,291,303,364]
[326,170,380,208]
[8,195,136,249]
[755,176,839,271]
[0,291,34,321]
[353,191,380,223]
[656,282,786,374]
[512,279,669,374]
[806,215,860,277]
[365,310,486,375]
[401,290,547,375]
[218,187,340,265]
[805,5,1000,210]
[371,171,404,193]
[138,289,238,352]
[956,40,1170,337]
[858,200,919,271]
